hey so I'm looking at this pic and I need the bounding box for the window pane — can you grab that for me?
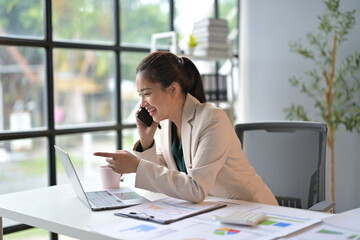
[3,228,49,240]
[0,0,44,39]
[174,0,214,51]
[219,0,238,54]
[0,138,48,193]
[122,128,138,151]
[52,0,114,44]
[56,131,116,186]
[121,128,138,184]
[53,49,115,127]
[0,46,46,132]
[121,52,147,124]
[120,0,169,47]
[0,137,47,228]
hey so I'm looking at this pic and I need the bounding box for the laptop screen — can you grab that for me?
[55,145,92,209]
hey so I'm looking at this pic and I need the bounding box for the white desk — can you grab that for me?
[0,184,164,240]
[0,184,331,240]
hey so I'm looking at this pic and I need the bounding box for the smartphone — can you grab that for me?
[136,107,153,127]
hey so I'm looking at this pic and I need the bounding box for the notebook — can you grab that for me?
[54,145,149,211]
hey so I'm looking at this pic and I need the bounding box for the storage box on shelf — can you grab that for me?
[201,74,227,102]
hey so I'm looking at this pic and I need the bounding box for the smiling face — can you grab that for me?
[136,73,178,123]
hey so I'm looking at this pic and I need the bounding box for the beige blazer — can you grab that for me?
[133,94,278,205]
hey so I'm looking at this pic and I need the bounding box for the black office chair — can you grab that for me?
[235,121,335,212]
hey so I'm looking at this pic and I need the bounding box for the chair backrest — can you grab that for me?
[235,121,327,209]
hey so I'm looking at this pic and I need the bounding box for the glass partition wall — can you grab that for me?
[0,0,238,239]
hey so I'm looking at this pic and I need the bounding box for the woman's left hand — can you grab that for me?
[93,150,141,174]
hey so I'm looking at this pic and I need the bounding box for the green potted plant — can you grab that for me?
[284,0,360,202]
[186,34,197,55]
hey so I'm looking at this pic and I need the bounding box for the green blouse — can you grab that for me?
[135,123,187,174]
[171,122,187,174]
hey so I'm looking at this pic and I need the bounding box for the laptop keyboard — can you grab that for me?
[86,191,123,207]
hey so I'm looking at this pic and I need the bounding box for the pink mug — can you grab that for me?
[99,166,121,189]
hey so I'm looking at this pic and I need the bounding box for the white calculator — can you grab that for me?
[213,210,267,226]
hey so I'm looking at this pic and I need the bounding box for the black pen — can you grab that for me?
[115,212,166,224]
[129,212,154,220]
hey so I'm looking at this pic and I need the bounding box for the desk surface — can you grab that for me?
[0,184,164,240]
[0,184,332,240]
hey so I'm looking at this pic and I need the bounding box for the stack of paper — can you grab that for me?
[192,18,230,58]
[89,196,329,240]
[283,207,360,240]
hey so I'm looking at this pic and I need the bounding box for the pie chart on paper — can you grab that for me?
[214,227,240,235]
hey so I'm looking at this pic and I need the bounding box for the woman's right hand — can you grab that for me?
[135,108,158,150]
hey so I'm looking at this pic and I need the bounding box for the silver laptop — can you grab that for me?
[54,145,149,211]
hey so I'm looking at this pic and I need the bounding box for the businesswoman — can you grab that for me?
[94,51,278,205]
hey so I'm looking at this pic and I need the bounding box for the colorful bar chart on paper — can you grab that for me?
[282,208,360,240]
[227,211,322,239]
[258,214,306,228]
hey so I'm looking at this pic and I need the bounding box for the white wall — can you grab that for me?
[238,0,360,212]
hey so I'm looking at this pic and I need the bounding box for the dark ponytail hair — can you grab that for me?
[136,51,207,103]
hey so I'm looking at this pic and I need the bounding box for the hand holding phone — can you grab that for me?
[136,107,153,127]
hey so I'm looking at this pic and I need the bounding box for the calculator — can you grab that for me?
[213,210,267,226]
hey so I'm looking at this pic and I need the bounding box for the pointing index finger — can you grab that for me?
[93,152,117,158]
